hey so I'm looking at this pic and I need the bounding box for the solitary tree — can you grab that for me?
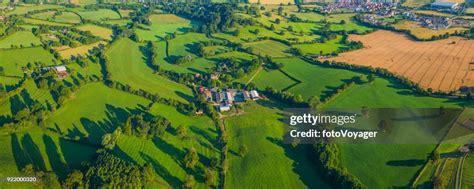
[183,174,196,189]
[177,125,187,139]
[238,144,248,157]
[184,148,199,169]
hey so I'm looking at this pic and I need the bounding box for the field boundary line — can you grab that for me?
[245,66,262,85]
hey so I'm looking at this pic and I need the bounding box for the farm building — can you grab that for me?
[54,65,68,79]
[430,1,459,9]
[199,87,260,112]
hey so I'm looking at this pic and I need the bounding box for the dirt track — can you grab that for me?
[330,30,474,92]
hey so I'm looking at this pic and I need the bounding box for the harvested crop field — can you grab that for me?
[329,30,474,92]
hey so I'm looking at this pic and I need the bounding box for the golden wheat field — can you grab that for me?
[330,30,474,92]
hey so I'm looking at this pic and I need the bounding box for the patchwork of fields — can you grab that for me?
[0,2,472,189]
[330,30,474,92]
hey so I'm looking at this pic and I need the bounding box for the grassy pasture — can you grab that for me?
[76,24,113,40]
[22,18,72,27]
[167,33,219,59]
[325,14,373,33]
[115,103,219,188]
[393,20,468,39]
[0,31,42,49]
[76,9,121,21]
[31,11,81,24]
[324,77,465,188]
[52,12,82,24]
[225,101,329,189]
[104,19,130,26]
[324,77,464,108]
[0,128,97,188]
[0,76,21,86]
[250,69,298,90]
[214,25,317,44]
[266,58,359,98]
[463,154,474,188]
[0,79,56,122]
[0,47,56,77]
[135,14,201,41]
[45,83,150,144]
[118,9,133,18]
[290,12,325,22]
[242,40,291,57]
[293,35,348,55]
[5,4,63,15]
[106,38,193,103]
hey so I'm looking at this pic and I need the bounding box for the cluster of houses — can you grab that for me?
[199,87,260,112]
[320,1,399,13]
[402,12,469,30]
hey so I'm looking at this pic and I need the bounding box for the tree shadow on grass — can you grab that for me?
[386,159,425,167]
[152,137,184,166]
[59,138,97,170]
[112,146,137,165]
[19,89,35,108]
[9,94,26,115]
[174,91,193,103]
[266,136,329,189]
[22,134,46,171]
[11,133,30,171]
[189,126,219,150]
[43,134,67,179]
[140,152,182,188]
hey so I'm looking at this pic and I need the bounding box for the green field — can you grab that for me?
[463,154,474,188]
[106,38,193,103]
[225,101,330,188]
[250,57,359,99]
[0,47,56,77]
[22,18,72,27]
[115,103,220,188]
[75,9,121,21]
[0,31,42,49]
[0,128,97,188]
[31,11,81,24]
[5,5,63,15]
[214,25,318,44]
[323,75,467,188]
[135,14,201,41]
[293,35,348,55]
[0,79,57,123]
[104,19,130,26]
[242,40,291,57]
[45,83,150,144]
[76,24,113,40]
[325,14,373,33]
[290,12,325,22]
[250,69,298,90]
[167,33,219,59]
